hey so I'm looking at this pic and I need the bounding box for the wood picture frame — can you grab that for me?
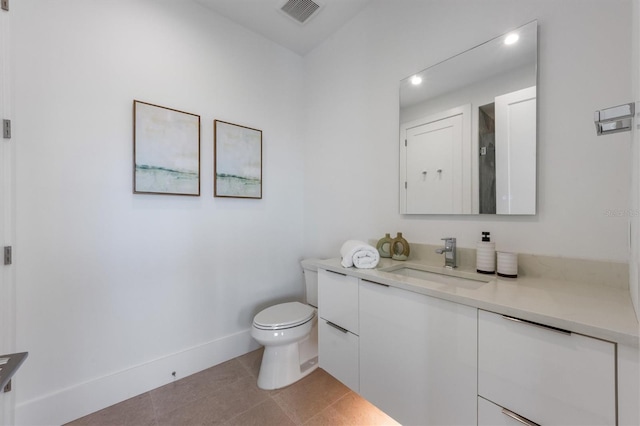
[214,120,262,199]
[133,100,201,196]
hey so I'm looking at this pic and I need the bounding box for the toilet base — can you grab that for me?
[257,323,318,390]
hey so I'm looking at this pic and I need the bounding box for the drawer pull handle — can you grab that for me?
[501,315,572,336]
[326,321,348,333]
[326,270,347,277]
[501,408,540,426]
[362,279,389,287]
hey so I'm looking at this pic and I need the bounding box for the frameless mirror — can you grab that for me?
[399,21,537,215]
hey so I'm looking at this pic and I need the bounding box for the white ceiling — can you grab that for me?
[194,0,371,56]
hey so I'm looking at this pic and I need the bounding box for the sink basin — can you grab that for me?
[380,264,491,290]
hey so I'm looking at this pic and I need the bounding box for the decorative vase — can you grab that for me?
[376,233,393,258]
[391,232,410,261]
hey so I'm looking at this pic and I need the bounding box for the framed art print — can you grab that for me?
[133,100,201,196]
[214,120,262,199]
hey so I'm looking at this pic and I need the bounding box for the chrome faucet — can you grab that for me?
[435,237,457,269]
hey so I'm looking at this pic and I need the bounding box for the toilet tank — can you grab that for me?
[300,259,319,307]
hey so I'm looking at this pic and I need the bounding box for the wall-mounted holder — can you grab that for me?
[594,103,635,136]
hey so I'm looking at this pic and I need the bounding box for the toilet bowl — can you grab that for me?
[251,260,319,390]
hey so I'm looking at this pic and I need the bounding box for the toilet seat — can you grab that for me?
[253,302,315,330]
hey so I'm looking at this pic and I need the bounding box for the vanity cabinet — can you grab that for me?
[359,279,477,425]
[478,310,616,425]
[317,269,359,391]
[317,265,631,426]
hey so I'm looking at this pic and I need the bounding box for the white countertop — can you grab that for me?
[313,258,640,347]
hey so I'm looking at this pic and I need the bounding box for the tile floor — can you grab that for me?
[65,348,399,426]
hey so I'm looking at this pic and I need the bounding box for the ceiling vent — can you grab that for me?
[280,0,321,24]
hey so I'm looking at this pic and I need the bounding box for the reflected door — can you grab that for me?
[495,86,537,214]
[405,114,462,214]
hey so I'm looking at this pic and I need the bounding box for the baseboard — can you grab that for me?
[15,329,260,426]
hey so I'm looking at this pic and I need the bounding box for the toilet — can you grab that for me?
[251,259,319,390]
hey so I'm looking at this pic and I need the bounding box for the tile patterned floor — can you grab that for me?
[66,348,399,426]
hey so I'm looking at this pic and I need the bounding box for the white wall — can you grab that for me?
[13,1,305,424]
[303,0,633,262]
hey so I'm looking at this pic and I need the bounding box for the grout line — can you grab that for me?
[221,396,276,426]
[270,391,301,425]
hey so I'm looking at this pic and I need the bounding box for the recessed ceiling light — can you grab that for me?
[411,75,422,85]
[504,33,519,45]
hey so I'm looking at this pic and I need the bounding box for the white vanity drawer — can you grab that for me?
[478,309,615,425]
[318,269,358,334]
[318,317,359,392]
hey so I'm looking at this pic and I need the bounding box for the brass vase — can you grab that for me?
[376,233,393,258]
[391,232,410,261]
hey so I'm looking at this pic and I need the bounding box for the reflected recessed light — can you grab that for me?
[504,33,519,45]
[411,75,422,85]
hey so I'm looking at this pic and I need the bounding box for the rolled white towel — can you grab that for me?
[340,240,380,269]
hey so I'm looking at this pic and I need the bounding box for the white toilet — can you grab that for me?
[251,259,319,390]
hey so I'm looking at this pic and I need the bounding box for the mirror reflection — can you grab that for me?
[399,21,537,215]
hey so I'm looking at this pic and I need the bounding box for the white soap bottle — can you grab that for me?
[476,232,496,274]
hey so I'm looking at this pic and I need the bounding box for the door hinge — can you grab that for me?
[4,246,12,265]
[405,139,407,147]
[1,0,8,12]
[404,181,407,189]
[2,119,11,139]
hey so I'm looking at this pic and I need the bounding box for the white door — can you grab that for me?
[495,86,536,214]
[402,105,470,214]
[0,6,16,426]
[405,116,459,213]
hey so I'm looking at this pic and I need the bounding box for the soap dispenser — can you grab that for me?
[476,232,496,274]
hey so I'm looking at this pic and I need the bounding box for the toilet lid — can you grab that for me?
[253,302,315,330]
